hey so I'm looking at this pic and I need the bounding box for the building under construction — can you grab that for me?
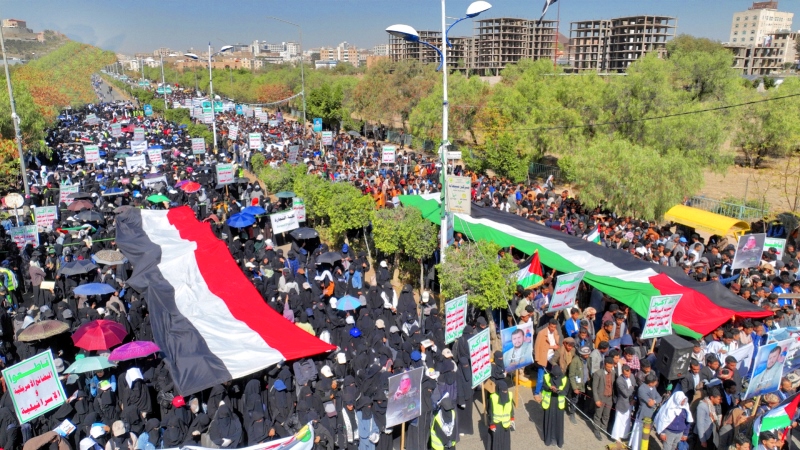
[387,17,556,74]
[570,15,677,72]
[388,31,474,71]
[472,18,557,76]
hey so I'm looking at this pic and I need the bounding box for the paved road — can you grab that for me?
[454,381,662,450]
[94,76,129,103]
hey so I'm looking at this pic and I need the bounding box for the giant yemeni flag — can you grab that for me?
[517,250,544,289]
[115,207,335,395]
[400,194,770,338]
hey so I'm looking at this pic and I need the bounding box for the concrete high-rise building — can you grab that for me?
[285,42,300,57]
[252,40,260,56]
[729,1,793,46]
[473,18,556,75]
[389,30,473,71]
[570,15,676,72]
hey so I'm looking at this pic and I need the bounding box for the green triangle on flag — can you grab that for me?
[517,250,544,289]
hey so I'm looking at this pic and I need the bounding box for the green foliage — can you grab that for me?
[734,78,800,167]
[0,78,46,153]
[474,132,530,182]
[437,240,517,310]
[561,137,703,219]
[257,163,300,194]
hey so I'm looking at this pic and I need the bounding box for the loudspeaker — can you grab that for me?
[656,334,694,380]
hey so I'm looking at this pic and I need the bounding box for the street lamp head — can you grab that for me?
[219,45,234,53]
[385,24,420,42]
[183,53,200,60]
[465,1,492,17]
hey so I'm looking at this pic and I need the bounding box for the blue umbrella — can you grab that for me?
[226,212,255,228]
[335,295,362,311]
[178,124,188,129]
[74,283,116,296]
[68,158,84,165]
[242,206,265,216]
[102,187,124,197]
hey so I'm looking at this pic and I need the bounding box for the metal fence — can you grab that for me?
[529,162,563,181]
[688,196,768,221]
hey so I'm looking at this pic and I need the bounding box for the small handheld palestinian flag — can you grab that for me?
[517,250,544,289]
[753,392,800,446]
[585,225,602,244]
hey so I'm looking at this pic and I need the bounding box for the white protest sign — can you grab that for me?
[110,123,122,137]
[259,113,269,123]
[142,175,167,188]
[765,238,786,259]
[125,154,147,171]
[469,328,491,388]
[382,145,396,164]
[292,198,306,222]
[203,112,213,124]
[270,210,300,234]
[10,225,39,249]
[191,138,206,155]
[2,351,66,423]
[83,145,100,164]
[322,131,333,146]
[249,133,262,150]
[133,127,145,141]
[59,184,79,206]
[130,140,147,153]
[147,148,163,166]
[445,294,468,344]
[216,163,235,185]
[446,175,471,215]
[641,294,682,339]
[85,114,98,125]
[34,206,57,231]
[229,125,239,141]
[547,270,586,312]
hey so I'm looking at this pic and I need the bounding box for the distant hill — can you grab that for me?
[2,29,68,61]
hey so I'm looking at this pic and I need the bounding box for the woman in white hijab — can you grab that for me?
[654,391,694,450]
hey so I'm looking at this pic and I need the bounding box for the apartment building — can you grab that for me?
[473,18,556,75]
[729,1,793,46]
[389,30,474,71]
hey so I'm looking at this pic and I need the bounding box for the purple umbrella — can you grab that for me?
[175,180,189,188]
[108,341,160,362]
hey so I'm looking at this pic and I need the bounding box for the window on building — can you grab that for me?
[744,23,747,27]
[750,37,755,41]
[733,38,737,42]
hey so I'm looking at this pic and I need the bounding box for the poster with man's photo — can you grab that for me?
[386,366,424,428]
[500,321,534,372]
[731,233,766,270]
[744,339,792,399]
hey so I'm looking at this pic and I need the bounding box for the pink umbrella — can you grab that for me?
[108,341,161,362]
[181,181,202,193]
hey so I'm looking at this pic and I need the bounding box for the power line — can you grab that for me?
[459,92,800,133]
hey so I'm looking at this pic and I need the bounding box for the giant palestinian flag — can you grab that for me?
[401,194,770,338]
[115,207,335,395]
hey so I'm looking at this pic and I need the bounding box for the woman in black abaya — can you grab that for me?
[488,381,513,450]
[209,404,242,448]
[371,389,393,450]
[542,366,568,448]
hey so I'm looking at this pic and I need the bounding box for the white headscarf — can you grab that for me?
[654,390,693,434]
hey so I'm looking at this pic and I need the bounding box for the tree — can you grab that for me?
[255,83,294,103]
[0,78,47,153]
[474,132,530,182]
[560,137,703,219]
[373,206,438,288]
[436,239,517,310]
[307,83,344,129]
[734,78,800,167]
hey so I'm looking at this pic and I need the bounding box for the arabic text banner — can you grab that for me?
[2,351,66,423]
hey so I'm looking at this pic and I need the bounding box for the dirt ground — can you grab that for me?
[698,160,800,215]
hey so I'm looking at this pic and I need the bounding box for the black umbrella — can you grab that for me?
[67,192,93,200]
[58,260,98,276]
[290,227,319,240]
[317,251,343,265]
[76,210,104,222]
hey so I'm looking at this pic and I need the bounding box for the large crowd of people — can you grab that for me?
[0,76,796,450]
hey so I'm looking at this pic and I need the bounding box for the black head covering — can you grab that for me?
[496,380,510,404]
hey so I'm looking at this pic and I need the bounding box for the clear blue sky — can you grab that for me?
[0,0,797,54]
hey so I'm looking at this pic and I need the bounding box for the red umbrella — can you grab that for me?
[72,320,128,350]
[181,181,202,193]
